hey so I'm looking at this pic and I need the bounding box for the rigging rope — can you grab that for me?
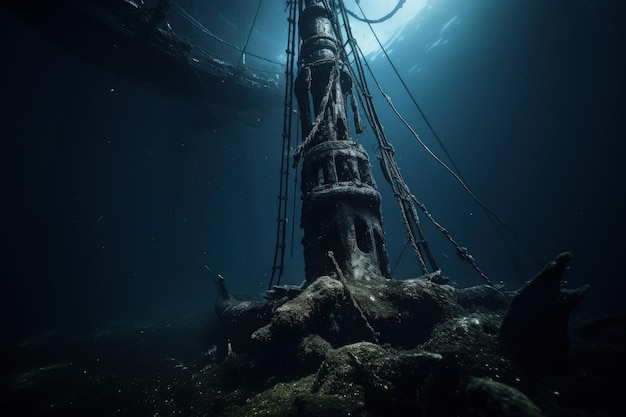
[292,63,341,166]
[340,0,406,24]
[170,1,283,67]
[334,0,503,288]
[268,0,298,289]
[270,0,530,288]
[353,1,543,270]
[350,39,494,283]
[238,0,265,66]
[336,0,439,276]
[152,5,213,102]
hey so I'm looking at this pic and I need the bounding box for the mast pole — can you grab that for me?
[295,1,391,285]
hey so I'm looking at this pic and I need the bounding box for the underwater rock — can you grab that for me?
[217,350,258,389]
[313,342,442,416]
[293,391,365,417]
[214,289,277,359]
[251,273,464,352]
[455,284,509,311]
[216,375,321,417]
[420,312,516,416]
[357,277,464,347]
[499,252,589,372]
[464,377,545,417]
[251,275,346,344]
[422,313,507,374]
[212,269,292,358]
[216,297,273,328]
[298,334,334,372]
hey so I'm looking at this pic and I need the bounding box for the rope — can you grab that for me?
[341,0,406,24]
[354,2,461,178]
[354,2,543,269]
[327,251,379,343]
[292,62,341,167]
[333,0,510,288]
[390,239,411,275]
[171,1,283,67]
[350,35,497,286]
[268,0,298,289]
[238,0,265,66]
[336,0,438,276]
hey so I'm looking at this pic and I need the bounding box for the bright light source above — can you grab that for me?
[343,0,428,56]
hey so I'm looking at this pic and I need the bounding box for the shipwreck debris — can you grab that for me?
[499,252,589,372]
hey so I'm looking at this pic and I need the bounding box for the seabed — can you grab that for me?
[2,254,625,417]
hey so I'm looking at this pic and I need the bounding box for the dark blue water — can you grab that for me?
[372,0,626,312]
[1,0,623,346]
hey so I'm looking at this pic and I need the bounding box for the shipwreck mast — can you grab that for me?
[294,0,390,284]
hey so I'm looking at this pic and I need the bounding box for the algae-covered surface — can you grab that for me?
[2,304,625,417]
